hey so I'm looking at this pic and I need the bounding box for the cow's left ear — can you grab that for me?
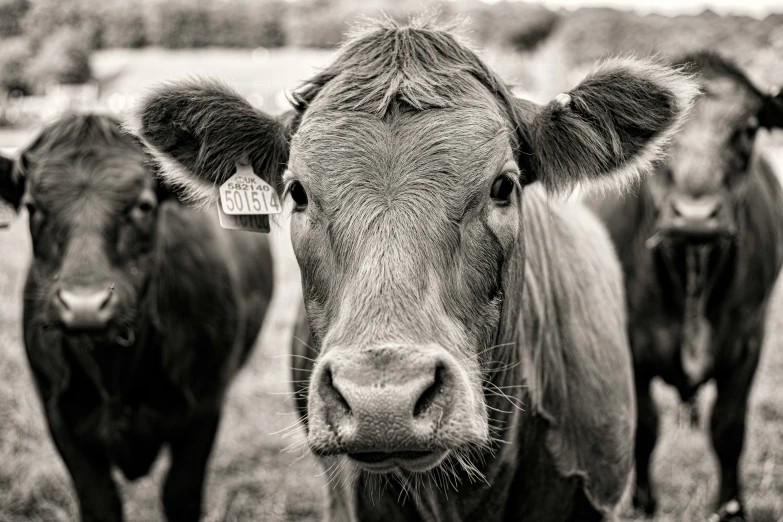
[0,154,25,210]
[125,79,290,208]
[758,89,783,129]
[522,57,699,193]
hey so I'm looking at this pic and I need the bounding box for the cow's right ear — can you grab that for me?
[0,154,25,210]
[126,79,290,208]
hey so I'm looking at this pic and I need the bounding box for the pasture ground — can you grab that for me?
[1,47,782,522]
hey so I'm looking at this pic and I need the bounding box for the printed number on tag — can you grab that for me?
[217,205,270,233]
[219,165,281,216]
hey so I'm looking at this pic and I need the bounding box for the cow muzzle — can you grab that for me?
[53,284,117,331]
[306,344,486,472]
[647,193,735,248]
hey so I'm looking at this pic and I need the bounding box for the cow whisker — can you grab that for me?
[276,353,318,363]
[475,341,516,358]
[270,417,307,436]
[292,334,319,355]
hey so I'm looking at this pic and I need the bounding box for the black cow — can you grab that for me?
[0,113,274,522]
[588,52,783,521]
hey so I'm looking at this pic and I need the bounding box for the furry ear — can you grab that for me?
[0,154,25,210]
[125,79,290,207]
[526,57,699,194]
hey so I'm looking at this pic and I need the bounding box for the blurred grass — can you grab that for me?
[0,46,782,522]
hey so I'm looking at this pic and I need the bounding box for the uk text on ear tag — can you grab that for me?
[219,164,281,216]
[0,201,14,228]
[217,164,280,233]
[217,204,270,233]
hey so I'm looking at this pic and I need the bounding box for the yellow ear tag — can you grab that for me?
[0,201,14,228]
[217,164,281,233]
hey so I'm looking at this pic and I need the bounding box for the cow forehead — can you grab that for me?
[29,149,150,220]
[668,80,757,194]
[289,107,513,277]
[291,106,511,208]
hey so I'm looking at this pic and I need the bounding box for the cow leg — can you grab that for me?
[45,404,123,522]
[710,338,760,521]
[632,375,658,515]
[162,411,221,522]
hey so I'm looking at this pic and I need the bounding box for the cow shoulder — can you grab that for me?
[739,153,783,295]
[150,203,249,405]
[521,188,635,514]
[225,229,274,361]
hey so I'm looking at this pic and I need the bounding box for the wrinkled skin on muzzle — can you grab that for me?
[649,189,736,245]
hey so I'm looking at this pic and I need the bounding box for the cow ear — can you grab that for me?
[524,57,699,194]
[125,79,290,208]
[0,154,25,210]
[758,89,783,130]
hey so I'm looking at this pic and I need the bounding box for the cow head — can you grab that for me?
[649,52,783,244]
[0,114,170,346]
[129,19,696,476]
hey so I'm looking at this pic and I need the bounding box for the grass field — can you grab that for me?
[1,46,782,522]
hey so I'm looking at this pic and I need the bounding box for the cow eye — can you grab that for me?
[289,181,308,210]
[490,175,515,204]
[133,192,158,216]
[25,201,37,216]
[137,200,155,214]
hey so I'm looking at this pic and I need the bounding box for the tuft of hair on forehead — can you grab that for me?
[292,14,518,120]
[24,113,139,162]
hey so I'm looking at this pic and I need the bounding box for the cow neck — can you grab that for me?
[656,241,732,386]
[65,319,148,406]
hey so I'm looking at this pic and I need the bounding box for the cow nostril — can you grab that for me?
[325,367,352,416]
[414,363,445,417]
[671,203,682,218]
[708,203,722,219]
[99,285,115,310]
[55,289,70,310]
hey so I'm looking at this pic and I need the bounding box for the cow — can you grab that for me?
[128,18,697,521]
[586,52,783,521]
[0,113,274,522]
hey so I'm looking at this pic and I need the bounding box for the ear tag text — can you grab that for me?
[219,165,281,216]
[217,205,270,233]
[0,201,14,228]
[217,164,280,233]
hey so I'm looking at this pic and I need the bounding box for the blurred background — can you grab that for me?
[0,1,782,521]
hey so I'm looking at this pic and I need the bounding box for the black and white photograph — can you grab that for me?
[0,0,781,520]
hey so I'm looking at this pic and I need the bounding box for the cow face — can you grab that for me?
[0,115,164,345]
[130,20,696,476]
[649,53,783,245]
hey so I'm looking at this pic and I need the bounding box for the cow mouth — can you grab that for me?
[347,449,449,473]
[49,323,136,348]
